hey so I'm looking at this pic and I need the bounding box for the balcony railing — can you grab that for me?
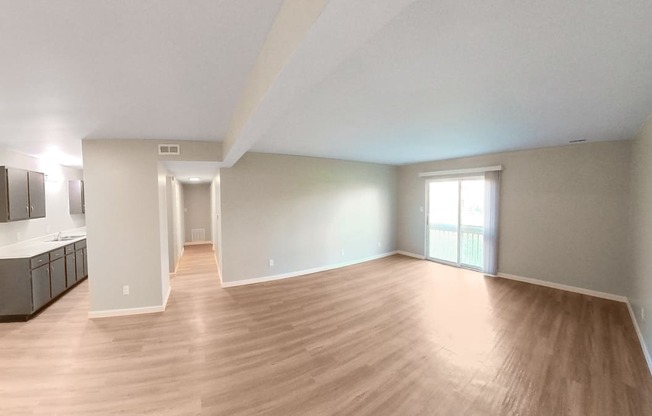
[427,223,483,269]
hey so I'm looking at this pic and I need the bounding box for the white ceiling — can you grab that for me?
[0,0,283,167]
[1,0,652,171]
[251,0,652,164]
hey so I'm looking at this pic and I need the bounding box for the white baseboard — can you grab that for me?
[184,241,212,246]
[175,246,185,272]
[88,303,166,319]
[221,251,398,288]
[626,302,652,376]
[88,287,172,319]
[214,250,223,285]
[396,250,426,260]
[497,272,628,302]
[164,285,171,308]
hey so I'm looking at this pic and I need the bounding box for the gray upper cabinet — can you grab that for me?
[6,168,29,220]
[0,166,46,222]
[68,179,85,214]
[28,171,46,218]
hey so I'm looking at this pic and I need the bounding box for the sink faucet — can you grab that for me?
[55,232,62,241]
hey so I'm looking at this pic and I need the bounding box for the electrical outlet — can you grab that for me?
[268,259,274,267]
[420,206,424,213]
[122,285,130,295]
[377,241,381,248]
[341,249,345,256]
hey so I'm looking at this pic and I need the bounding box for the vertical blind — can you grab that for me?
[483,170,500,276]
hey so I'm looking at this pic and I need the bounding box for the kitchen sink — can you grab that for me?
[47,235,84,242]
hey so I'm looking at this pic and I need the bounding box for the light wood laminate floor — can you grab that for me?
[1,245,651,415]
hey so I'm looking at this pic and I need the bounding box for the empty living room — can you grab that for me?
[1,1,652,415]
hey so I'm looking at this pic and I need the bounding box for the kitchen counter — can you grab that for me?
[0,231,86,259]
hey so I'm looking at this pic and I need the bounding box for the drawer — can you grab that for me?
[30,253,49,269]
[49,248,65,261]
[64,244,76,255]
[74,239,86,250]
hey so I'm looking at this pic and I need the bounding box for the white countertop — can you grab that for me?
[0,230,86,259]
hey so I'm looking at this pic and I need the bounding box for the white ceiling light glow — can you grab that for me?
[36,146,83,168]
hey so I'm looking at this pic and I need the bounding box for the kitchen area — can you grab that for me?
[0,149,87,322]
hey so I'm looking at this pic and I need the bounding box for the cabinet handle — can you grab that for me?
[25,205,29,212]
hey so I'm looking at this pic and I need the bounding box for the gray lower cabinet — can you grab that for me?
[50,258,66,298]
[83,248,87,277]
[31,265,51,312]
[75,240,87,280]
[75,249,84,280]
[65,254,76,287]
[0,239,87,321]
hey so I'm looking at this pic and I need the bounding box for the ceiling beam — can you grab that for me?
[220,0,419,167]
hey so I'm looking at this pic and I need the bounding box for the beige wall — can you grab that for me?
[398,141,632,296]
[220,153,397,283]
[157,163,170,303]
[172,178,185,271]
[165,176,185,272]
[83,140,167,312]
[183,183,212,243]
[210,172,223,273]
[0,147,86,247]
[82,139,220,314]
[630,116,652,354]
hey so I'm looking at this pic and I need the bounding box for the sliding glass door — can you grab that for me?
[426,181,459,264]
[427,178,485,270]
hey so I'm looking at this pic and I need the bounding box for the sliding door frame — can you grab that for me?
[425,175,484,272]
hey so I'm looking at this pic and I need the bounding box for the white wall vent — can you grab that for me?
[191,228,206,242]
[158,144,180,155]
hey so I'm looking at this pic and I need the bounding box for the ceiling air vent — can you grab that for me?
[158,144,180,155]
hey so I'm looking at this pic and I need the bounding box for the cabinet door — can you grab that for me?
[82,247,88,277]
[68,180,85,214]
[75,249,84,280]
[31,265,51,312]
[28,171,46,218]
[7,168,29,221]
[50,258,66,297]
[65,253,76,287]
